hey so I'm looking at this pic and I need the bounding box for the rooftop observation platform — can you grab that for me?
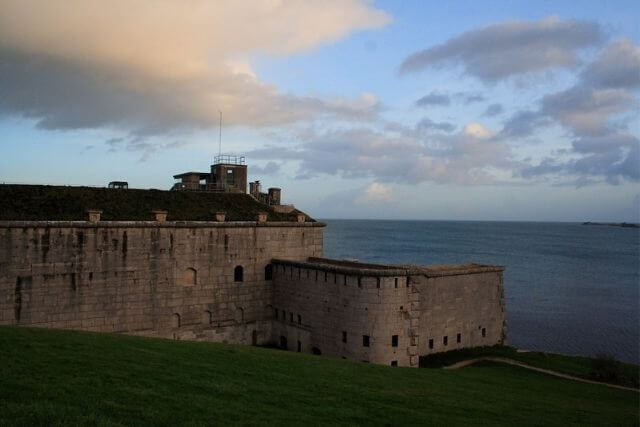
[272,257,504,277]
[0,184,313,222]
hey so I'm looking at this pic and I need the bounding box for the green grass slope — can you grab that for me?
[0,185,309,222]
[0,326,637,426]
[420,345,639,389]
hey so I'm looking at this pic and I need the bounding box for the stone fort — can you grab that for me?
[0,156,506,367]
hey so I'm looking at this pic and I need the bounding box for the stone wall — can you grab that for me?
[271,259,505,367]
[0,221,324,345]
[415,270,506,356]
[272,262,415,366]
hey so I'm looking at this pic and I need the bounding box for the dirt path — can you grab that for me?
[444,357,639,393]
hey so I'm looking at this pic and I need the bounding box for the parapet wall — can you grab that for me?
[0,221,324,345]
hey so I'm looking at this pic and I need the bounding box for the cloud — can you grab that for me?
[416,117,455,133]
[355,182,394,204]
[484,103,504,117]
[250,123,516,185]
[581,39,640,89]
[521,135,639,184]
[250,161,282,176]
[415,92,450,107]
[510,40,640,184]
[500,110,550,138]
[541,86,635,136]
[399,17,603,82]
[454,92,486,104]
[0,1,390,138]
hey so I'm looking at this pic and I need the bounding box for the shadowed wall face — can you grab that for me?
[271,260,505,367]
[0,222,323,344]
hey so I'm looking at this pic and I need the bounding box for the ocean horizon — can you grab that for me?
[321,219,640,364]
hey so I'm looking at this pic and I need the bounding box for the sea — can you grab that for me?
[322,220,639,364]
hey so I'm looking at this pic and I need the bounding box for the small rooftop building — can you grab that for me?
[172,155,247,193]
[108,181,128,189]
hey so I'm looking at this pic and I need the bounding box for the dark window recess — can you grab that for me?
[482,328,486,338]
[391,335,398,347]
[394,278,398,288]
[363,335,370,347]
[457,333,461,343]
[429,339,434,349]
[282,311,286,320]
[406,277,410,287]
[333,274,337,284]
[324,272,327,282]
[312,347,322,355]
[234,265,243,282]
[289,312,293,322]
[342,331,347,343]
[297,314,302,324]
[391,361,398,367]
[297,341,302,352]
[344,275,348,286]
[443,336,448,346]
[280,336,288,350]
[264,264,273,280]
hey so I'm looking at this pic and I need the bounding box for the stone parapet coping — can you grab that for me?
[419,264,505,277]
[273,257,504,277]
[273,258,419,277]
[0,221,326,229]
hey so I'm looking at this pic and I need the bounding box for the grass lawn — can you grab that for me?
[419,345,639,389]
[0,326,638,426]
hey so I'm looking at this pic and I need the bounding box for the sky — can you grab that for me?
[0,0,638,222]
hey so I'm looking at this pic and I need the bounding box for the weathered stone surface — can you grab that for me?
[0,220,505,368]
[271,258,505,367]
[0,221,323,346]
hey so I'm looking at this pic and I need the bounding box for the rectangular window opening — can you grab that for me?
[297,341,302,352]
[391,360,398,367]
[443,336,448,346]
[394,278,398,288]
[342,331,347,343]
[457,333,461,343]
[298,314,301,325]
[429,338,434,349]
[391,335,398,347]
[363,335,370,347]
[482,328,486,338]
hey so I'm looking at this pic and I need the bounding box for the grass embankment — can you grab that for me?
[420,345,639,389]
[0,185,305,222]
[0,327,638,426]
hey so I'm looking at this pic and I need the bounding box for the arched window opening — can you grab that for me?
[312,347,322,355]
[235,307,244,324]
[264,264,273,281]
[203,310,212,324]
[184,268,197,286]
[234,265,244,282]
[172,313,181,328]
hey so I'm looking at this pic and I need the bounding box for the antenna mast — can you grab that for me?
[218,110,222,157]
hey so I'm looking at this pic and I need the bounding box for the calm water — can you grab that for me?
[322,220,639,364]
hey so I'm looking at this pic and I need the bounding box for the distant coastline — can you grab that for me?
[582,222,639,228]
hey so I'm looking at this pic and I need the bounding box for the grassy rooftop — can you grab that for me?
[0,326,637,426]
[0,184,310,222]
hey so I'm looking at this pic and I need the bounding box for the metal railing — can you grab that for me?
[213,154,245,165]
